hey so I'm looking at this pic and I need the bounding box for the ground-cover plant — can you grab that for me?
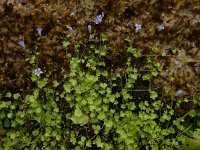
[0,32,199,150]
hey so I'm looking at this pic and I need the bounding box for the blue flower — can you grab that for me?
[157,24,164,31]
[89,34,94,40]
[87,24,92,33]
[34,68,43,76]
[175,90,183,96]
[36,27,43,36]
[18,40,25,47]
[135,23,142,33]
[94,13,104,24]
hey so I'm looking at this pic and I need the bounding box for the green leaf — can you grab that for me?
[188,109,196,117]
[150,91,158,100]
[127,46,141,57]
[70,132,77,145]
[28,95,35,103]
[53,80,59,87]
[3,118,11,128]
[71,114,89,125]
[29,55,36,64]
[65,93,74,102]
[123,92,131,100]
[139,102,146,110]
[128,102,136,110]
[101,34,107,42]
[100,49,107,56]
[37,78,48,88]
[151,71,159,77]
[109,95,115,103]
[32,130,39,136]
[82,99,87,105]
[90,105,96,111]
[64,82,72,93]
[101,71,108,77]
[197,120,200,127]
[6,92,12,98]
[74,107,82,117]
[117,128,127,139]
[62,41,70,49]
[98,112,106,120]
[127,46,134,54]
[104,119,113,128]
[129,73,138,80]
[172,48,177,54]
[95,136,104,148]
[178,137,200,150]
[75,85,82,94]
[13,93,20,100]
[193,129,200,140]
[161,113,171,121]
[88,99,94,105]
[100,83,107,89]
[142,74,151,80]
[98,61,106,67]
[86,140,92,147]
[69,79,77,86]
[35,107,42,114]
[7,112,13,118]
[86,74,98,83]
[10,132,16,139]
[70,58,80,69]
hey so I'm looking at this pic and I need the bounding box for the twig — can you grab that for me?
[91,127,104,140]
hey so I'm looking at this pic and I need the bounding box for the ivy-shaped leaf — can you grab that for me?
[13,93,20,100]
[150,91,158,100]
[74,107,82,117]
[53,80,59,87]
[37,78,48,88]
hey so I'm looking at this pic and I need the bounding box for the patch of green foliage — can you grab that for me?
[0,34,200,150]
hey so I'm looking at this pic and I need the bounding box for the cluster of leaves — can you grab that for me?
[0,35,199,150]
[0,86,63,149]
